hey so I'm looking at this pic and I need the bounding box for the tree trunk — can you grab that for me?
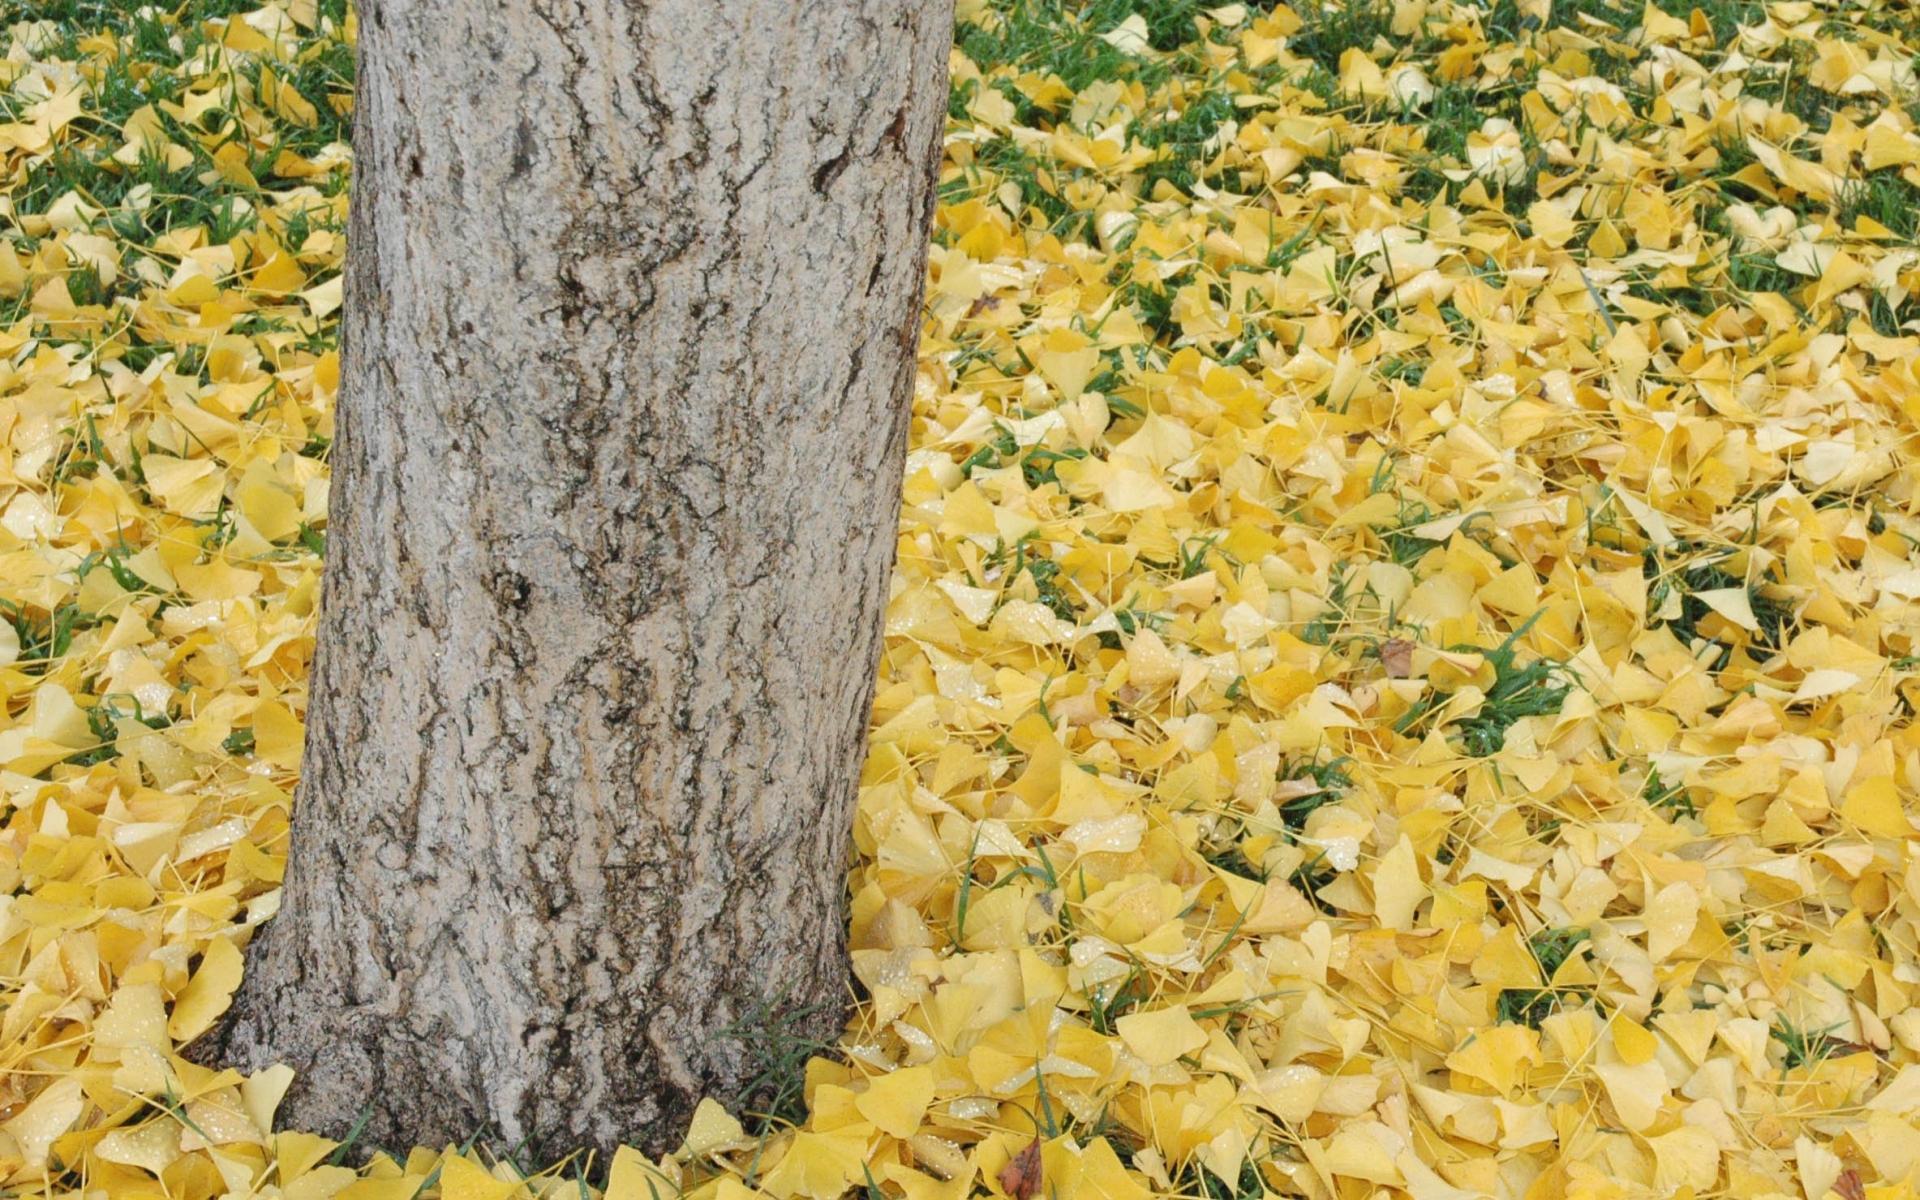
[204,0,950,1161]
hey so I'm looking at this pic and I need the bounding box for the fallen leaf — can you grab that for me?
[998,1139,1042,1200]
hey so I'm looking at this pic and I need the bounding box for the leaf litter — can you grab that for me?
[2,0,1920,1198]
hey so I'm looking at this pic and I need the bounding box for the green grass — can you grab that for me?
[952,133,1076,226]
[1497,927,1594,1028]
[1373,497,1446,567]
[1771,1016,1849,1072]
[1085,958,1151,1034]
[1691,0,1774,43]
[1285,0,1401,73]
[1137,76,1238,196]
[1301,562,1360,646]
[0,600,100,675]
[1452,635,1571,756]
[1394,611,1572,756]
[1204,841,1268,881]
[1291,850,1339,915]
[719,993,840,1135]
[984,531,1081,623]
[1840,171,1920,242]
[1644,545,1794,669]
[1170,1154,1268,1200]
[956,0,1175,95]
[1083,0,1215,51]
[1642,765,1697,820]
[1277,755,1356,828]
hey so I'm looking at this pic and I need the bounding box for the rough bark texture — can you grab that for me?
[205,0,950,1160]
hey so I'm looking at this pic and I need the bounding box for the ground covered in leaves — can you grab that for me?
[3,0,1920,1197]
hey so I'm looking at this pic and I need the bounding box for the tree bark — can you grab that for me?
[203,0,950,1161]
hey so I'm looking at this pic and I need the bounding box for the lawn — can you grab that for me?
[1,0,1919,1197]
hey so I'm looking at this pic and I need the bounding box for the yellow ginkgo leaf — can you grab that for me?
[756,1127,868,1200]
[676,1098,745,1158]
[854,1065,935,1139]
[604,1146,675,1200]
[167,936,246,1042]
[437,1155,518,1200]
[1116,1005,1207,1068]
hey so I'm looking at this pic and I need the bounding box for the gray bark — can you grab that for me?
[202,0,949,1161]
